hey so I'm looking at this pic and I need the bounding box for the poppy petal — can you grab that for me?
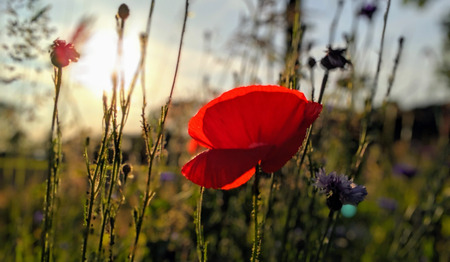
[261,127,308,172]
[300,101,323,131]
[181,145,273,189]
[189,85,311,149]
[261,101,322,172]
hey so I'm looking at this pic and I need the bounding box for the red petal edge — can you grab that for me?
[181,145,273,189]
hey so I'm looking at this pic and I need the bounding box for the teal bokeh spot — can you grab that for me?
[341,204,357,218]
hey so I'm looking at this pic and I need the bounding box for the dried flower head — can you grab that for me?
[314,169,367,211]
[50,39,80,68]
[320,47,351,70]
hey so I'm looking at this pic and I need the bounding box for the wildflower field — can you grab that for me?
[0,0,449,261]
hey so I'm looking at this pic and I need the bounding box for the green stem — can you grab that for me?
[250,166,260,262]
[317,70,329,105]
[97,127,122,256]
[97,7,130,256]
[196,187,206,262]
[81,112,111,261]
[130,1,189,260]
[385,36,404,100]
[371,0,391,104]
[328,0,344,46]
[41,66,62,262]
[314,210,335,262]
[322,212,339,259]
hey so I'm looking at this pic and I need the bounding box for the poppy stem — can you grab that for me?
[195,186,207,262]
[251,165,261,262]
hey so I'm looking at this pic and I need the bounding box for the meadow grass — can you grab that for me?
[0,1,449,262]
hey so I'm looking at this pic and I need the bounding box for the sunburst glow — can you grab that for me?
[72,30,141,98]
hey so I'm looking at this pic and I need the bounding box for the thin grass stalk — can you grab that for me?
[328,0,344,46]
[385,36,404,99]
[97,140,121,256]
[292,158,317,261]
[140,0,156,111]
[263,173,275,226]
[309,66,315,102]
[97,11,128,256]
[98,67,132,258]
[259,172,275,257]
[314,210,335,262]
[81,104,112,261]
[351,0,391,176]
[195,186,207,262]
[349,1,392,181]
[281,0,302,89]
[322,212,339,260]
[370,0,391,103]
[130,1,189,260]
[250,165,261,262]
[41,66,62,262]
[317,70,329,105]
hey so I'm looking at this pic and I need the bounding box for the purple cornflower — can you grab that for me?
[314,169,368,211]
[358,3,377,20]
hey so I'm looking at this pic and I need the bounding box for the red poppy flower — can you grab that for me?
[181,85,322,190]
[50,39,80,68]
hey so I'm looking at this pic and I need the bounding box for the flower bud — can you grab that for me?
[118,4,130,20]
[307,57,316,69]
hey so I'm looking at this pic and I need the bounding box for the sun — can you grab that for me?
[71,30,141,98]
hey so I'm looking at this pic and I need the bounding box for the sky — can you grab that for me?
[1,0,450,142]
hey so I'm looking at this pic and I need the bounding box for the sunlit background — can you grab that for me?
[1,0,449,143]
